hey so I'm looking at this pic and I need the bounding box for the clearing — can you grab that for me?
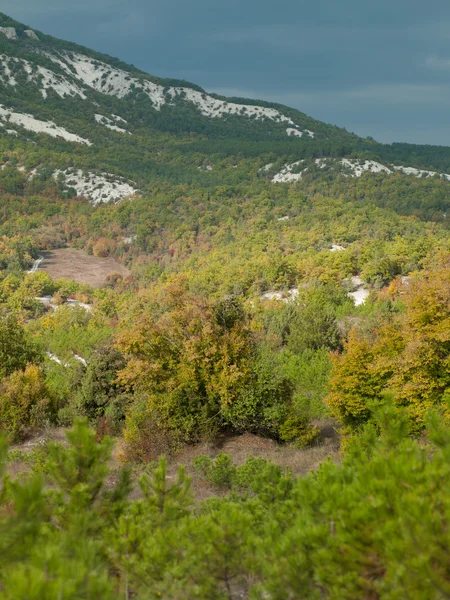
[37,248,130,287]
[7,420,340,503]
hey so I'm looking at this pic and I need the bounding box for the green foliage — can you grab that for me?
[0,420,130,599]
[0,315,41,378]
[0,364,52,440]
[48,420,122,494]
[2,410,450,598]
[193,452,294,501]
[32,306,112,362]
[75,345,129,428]
[118,283,309,448]
[7,443,53,475]
[138,456,192,523]
[2,19,450,597]
[268,283,351,354]
[193,452,236,489]
[280,347,331,418]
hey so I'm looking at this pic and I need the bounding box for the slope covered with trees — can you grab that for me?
[1,12,450,599]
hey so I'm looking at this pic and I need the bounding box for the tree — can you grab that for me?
[0,315,42,379]
[266,284,349,355]
[327,255,450,432]
[0,364,51,440]
[117,281,303,453]
[76,345,129,428]
[0,420,131,599]
[117,281,256,446]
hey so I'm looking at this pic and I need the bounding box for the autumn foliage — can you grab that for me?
[115,279,304,456]
[327,254,450,431]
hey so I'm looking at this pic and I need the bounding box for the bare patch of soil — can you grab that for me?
[38,248,130,287]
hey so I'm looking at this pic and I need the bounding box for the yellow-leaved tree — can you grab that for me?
[327,253,450,432]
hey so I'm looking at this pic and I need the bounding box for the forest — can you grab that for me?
[1,164,450,598]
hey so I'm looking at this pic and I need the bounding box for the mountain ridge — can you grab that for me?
[1,12,450,209]
[0,12,364,145]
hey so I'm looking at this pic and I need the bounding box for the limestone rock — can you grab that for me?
[0,27,18,40]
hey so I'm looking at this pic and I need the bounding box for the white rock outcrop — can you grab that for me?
[393,165,450,181]
[272,160,306,183]
[39,50,314,132]
[53,169,137,205]
[340,159,392,177]
[0,54,86,99]
[24,30,39,41]
[94,114,131,134]
[0,104,91,145]
[0,42,318,136]
[286,127,314,138]
[0,27,18,40]
[270,157,450,185]
[347,276,369,306]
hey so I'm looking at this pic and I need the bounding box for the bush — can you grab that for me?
[193,453,236,489]
[278,414,318,447]
[119,284,319,451]
[123,400,176,462]
[327,258,450,432]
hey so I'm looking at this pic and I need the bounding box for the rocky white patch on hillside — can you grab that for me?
[393,165,450,181]
[271,160,307,183]
[271,157,450,183]
[0,54,86,99]
[260,288,299,302]
[0,104,91,144]
[340,159,392,177]
[0,161,136,204]
[0,37,317,134]
[18,49,314,132]
[347,276,369,306]
[0,27,17,40]
[94,114,131,134]
[53,169,137,205]
[175,87,302,127]
[286,128,314,138]
[24,30,39,41]
[260,276,370,307]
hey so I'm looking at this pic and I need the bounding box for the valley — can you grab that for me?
[0,10,449,600]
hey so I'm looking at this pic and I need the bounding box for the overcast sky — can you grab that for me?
[4,0,450,145]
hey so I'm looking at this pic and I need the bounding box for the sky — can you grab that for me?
[4,0,450,145]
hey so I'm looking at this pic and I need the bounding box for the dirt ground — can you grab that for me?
[38,248,130,287]
[169,420,341,503]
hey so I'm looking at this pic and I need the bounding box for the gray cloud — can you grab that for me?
[5,0,450,144]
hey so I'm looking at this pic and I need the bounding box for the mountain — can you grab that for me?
[0,13,346,140]
[2,12,450,208]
